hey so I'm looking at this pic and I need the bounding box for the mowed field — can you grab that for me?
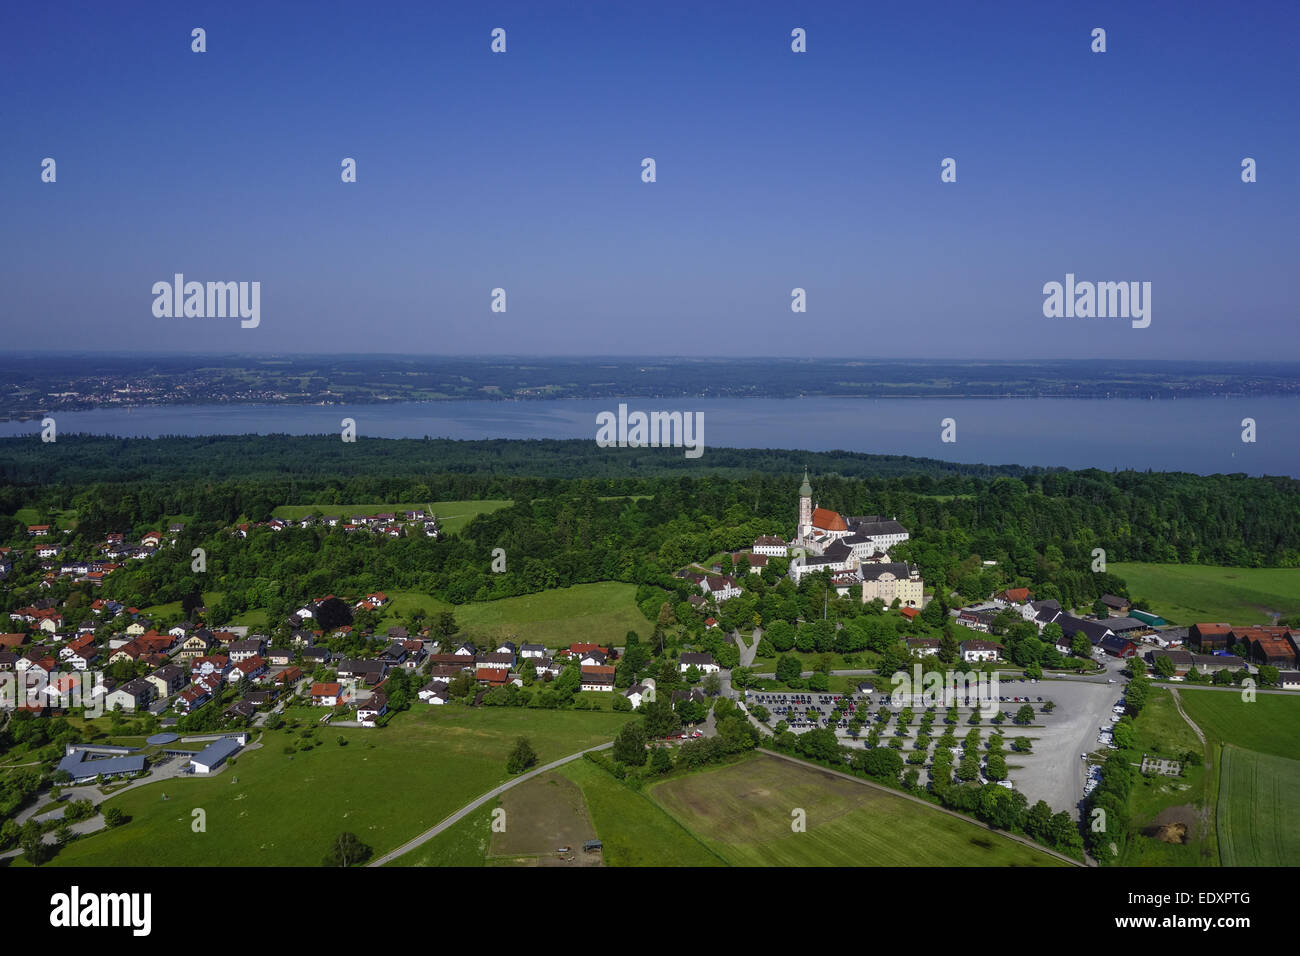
[1177,690,1300,762]
[271,500,511,535]
[455,582,647,648]
[1110,563,1300,625]
[33,706,630,868]
[1216,745,1300,866]
[558,759,725,866]
[647,753,1066,867]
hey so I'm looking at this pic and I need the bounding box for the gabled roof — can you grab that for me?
[811,507,847,532]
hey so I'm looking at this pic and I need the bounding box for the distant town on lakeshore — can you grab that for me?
[3,355,1300,419]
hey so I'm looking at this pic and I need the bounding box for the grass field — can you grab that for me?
[646,753,1065,867]
[11,507,77,531]
[1110,563,1300,625]
[34,706,630,868]
[455,582,648,648]
[490,771,597,861]
[1177,690,1300,762]
[389,803,494,867]
[558,759,725,866]
[270,500,510,535]
[1216,745,1300,867]
[1118,687,1215,867]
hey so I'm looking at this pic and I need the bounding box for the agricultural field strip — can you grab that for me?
[372,741,613,866]
[755,749,1088,867]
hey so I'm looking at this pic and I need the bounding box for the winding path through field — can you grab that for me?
[368,741,614,866]
[1167,687,1216,851]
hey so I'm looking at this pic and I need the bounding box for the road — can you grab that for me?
[732,629,761,667]
[367,741,615,866]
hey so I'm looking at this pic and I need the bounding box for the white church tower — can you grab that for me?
[797,469,813,539]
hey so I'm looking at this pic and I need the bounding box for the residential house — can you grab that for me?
[419,681,450,704]
[960,639,1002,663]
[700,575,742,602]
[475,667,511,688]
[230,656,268,683]
[358,689,388,727]
[145,664,187,698]
[336,659,384,684]
[177,630,216,660]
[311,682,344,707]
[905,636,941,657]
[228,638,265,663]
[580,665,616,692]
[679,652,719,674]
[175,685,211,713]
[625,678,656,708]
[300,646,331,667]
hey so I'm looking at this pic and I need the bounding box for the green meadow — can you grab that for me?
[1110,563,1300,625]
[454,582,647,648]
[644,753,1066,867]
[1177,689,1300,762]
[271,500,511,535]
[1216,745,1300,867]
[35,706,629,868]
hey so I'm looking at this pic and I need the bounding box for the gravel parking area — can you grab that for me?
[744,660,1129,818]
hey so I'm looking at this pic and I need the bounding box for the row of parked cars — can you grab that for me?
[1083,764,1103,796]
[749,691,856,730]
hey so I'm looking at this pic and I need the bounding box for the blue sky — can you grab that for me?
[2,0,1297,358]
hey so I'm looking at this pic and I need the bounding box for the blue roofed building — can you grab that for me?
[190,736,244,774]
[57,746,147,784]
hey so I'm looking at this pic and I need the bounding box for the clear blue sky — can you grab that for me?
[3,0,1297,359]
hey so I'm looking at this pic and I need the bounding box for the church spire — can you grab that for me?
[799,468,812,498]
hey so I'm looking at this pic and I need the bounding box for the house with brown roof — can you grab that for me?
[176,685,211,713]
[230,655,268,683]
[579,665,616,691]
[311,682,343,706]
[961,639,1003,662]
[475,667,511,688]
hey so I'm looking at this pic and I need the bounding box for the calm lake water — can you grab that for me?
[2,397,1296,477]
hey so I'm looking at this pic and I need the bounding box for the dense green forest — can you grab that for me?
[2,436,1297,630]
[0,434,1048,485]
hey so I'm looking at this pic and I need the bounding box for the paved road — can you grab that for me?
[368,741,615,866]
[733,629,761,668]
[758,748,1092,867]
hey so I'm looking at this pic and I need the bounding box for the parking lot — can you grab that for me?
[747,691,858,730]
[746,660,1129,818]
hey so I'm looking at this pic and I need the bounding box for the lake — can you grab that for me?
[1,396,1295,477]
